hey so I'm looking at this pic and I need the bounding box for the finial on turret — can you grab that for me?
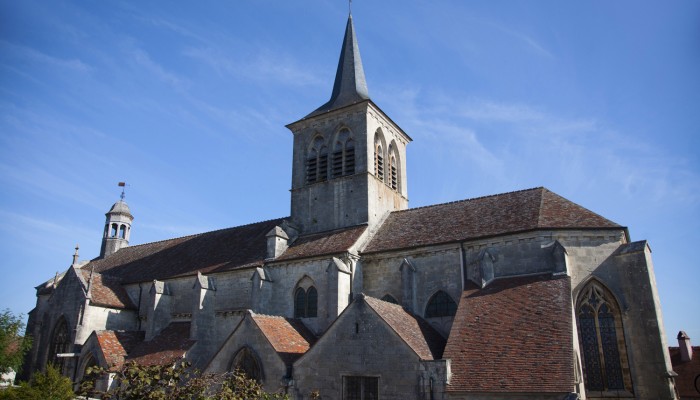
[349,0,352,15]
[72,244,80,266]
[118,181,127,200]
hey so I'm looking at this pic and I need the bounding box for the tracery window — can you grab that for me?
[306,136,328,184]
[231,347,262,382]
[49,317,70,373]
[425,290,457,318]
[332,129,356,178]
[344,376,378,400]
[577,282,629,392]
[294,286,318,318]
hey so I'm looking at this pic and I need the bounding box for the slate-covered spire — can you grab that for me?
[306,14,369,118]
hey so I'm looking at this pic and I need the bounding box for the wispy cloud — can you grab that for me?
[183,45,323,87]
[382,88,700,206]
[0,40,92,72]
[127,46,189,90]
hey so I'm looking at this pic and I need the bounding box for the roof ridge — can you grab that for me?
[92,216,288,255]
[392,187,545,214]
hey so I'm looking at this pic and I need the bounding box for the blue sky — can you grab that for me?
[1,1,698,342]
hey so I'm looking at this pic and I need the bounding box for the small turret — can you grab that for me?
[99,187,134,258]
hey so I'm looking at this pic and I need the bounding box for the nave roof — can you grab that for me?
[363,187,622,254]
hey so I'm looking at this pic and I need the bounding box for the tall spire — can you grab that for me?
[306,14,369,118]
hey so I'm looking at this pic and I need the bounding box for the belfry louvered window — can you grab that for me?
[577,282,629,392]
[306,136,328,184]
[389,153,398,190]
[332,129,355,178]
[375,144,384,181]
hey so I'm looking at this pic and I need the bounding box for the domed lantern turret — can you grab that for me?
[99,183,134,258]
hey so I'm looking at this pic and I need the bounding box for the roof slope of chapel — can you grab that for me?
[94,330,145,370]
[363,187,622,254]
[126,322,195,366]
[250,313,318,366]
[444,273,575,393]
[363,295,446,360]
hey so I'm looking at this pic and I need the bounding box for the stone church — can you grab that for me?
[23,13,678,400]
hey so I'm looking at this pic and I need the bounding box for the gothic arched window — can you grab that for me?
[231,347,262,382]
[49,317,70,373]
[425,291,457,318]
[294,286,318,318]
[577,282,630,392]
[388,142,400,191]
[306,136,328,184]
[331,129,355,178]
[374,130,386,182]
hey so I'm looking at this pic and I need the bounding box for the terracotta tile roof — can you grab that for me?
[364,295,445,360]
[250,313,317,366]
[276,225,367,261]
[127,322,195,366]
[444,274,574,393]
[364,187,621,254]
[80,270,135,309]
[87,219,285,283]
[95,330,144,370]
[670,346,700,398]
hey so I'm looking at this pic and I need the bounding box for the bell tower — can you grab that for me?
[287,14,411,235]
[99,189,134,258]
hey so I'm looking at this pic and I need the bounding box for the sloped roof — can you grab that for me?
[87,218,285,283]
[251,313,317,366]
[364,187,621,254]
[364,295,445,360]
[95,330,144,370]
[276,225,367,261]
[670,346,700,398]
[444,274,574,393]
[126,322,195,366]
[80,270,135,309]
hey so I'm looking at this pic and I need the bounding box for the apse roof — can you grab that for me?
[363,187,622,254]
[444,273,575,393]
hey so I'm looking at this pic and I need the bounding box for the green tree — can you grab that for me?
[0,309,31,376]
[0,365,74,400]
[79,360,289,400]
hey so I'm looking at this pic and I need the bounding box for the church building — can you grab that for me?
[23,13,678,400]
